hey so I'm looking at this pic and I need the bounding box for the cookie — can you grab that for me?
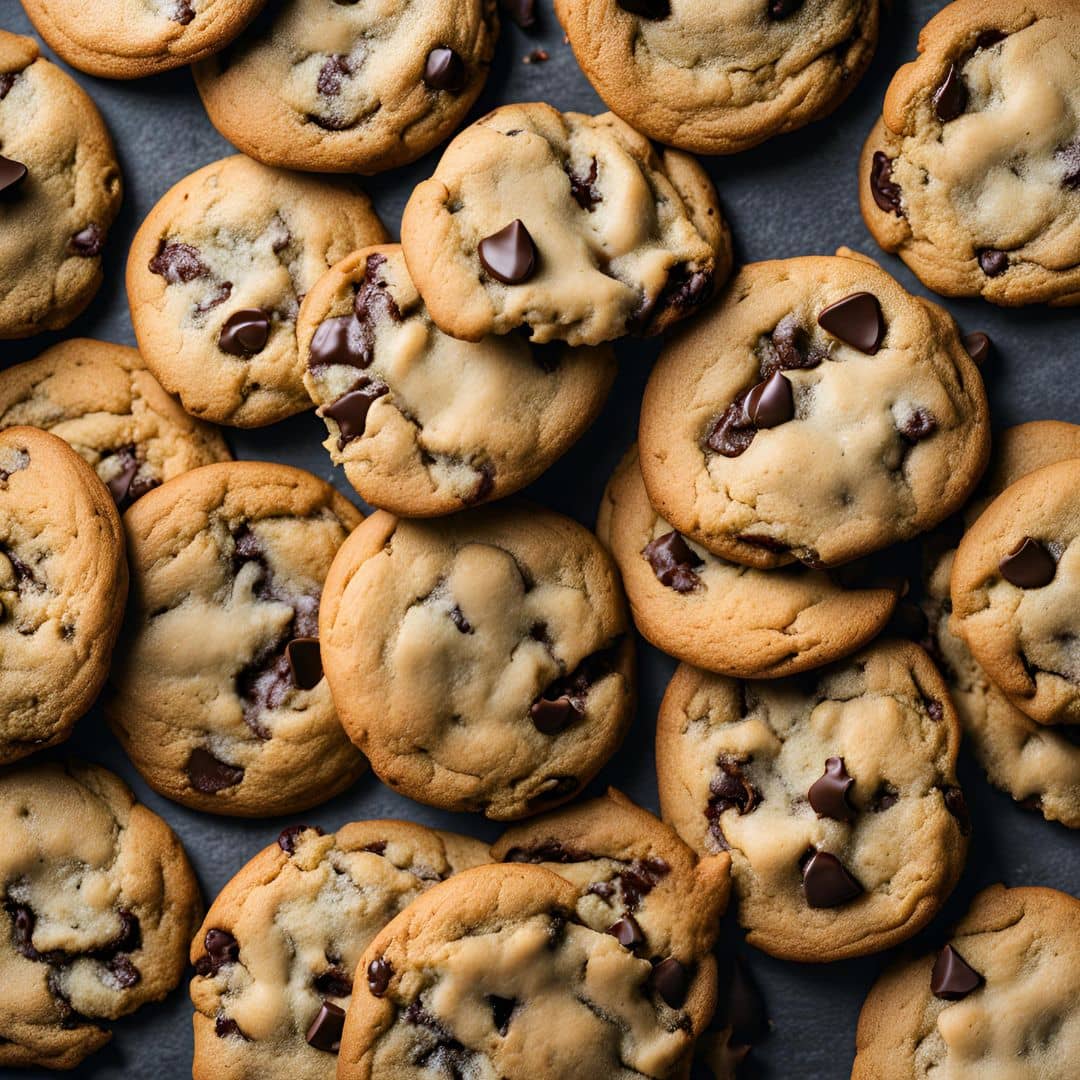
[190,821,489,1080]
[950,458,1080,727]
[0,760,201,1071]
[106,461,367,817]
[193,0,499,174]
[656,640,969,962]
[320,502,635,820]
[0,427,127,765]
[639,254,991,569]
[0,338,232,511]
[20,0,264,79]
[853,884,1080,1078]
[297,244,616,515]
[337,862,711,1079]
[127,154,387,428]
[400,102,732,345]
[597,445,901,678]
[0,30,122,339]
[859,0,1080,307]
[556,0,879,156]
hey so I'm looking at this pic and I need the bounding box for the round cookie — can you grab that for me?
[950,458,1080,727]
[20,0,265,79]
[556,0,879,156]
[859,0,1080,307]
[193,0,499,175]
[0,338,232,512]
[400,102,732,346]
[338,862,708,1079]
[297,244,617,515]
[597,444,900,678]
[127,155,387,427]
[0,760,202,1071]
[853,884,1080,1078]
[0,427,127,765]
[656,641,969,962]
[106,461,367,817]
[639,254,991,569]
[320,502,635,820]
[0,30,122,339]
[190,821,489,1080]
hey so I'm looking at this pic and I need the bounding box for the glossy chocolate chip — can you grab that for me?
[309,316,366,369]
[933,63,967,122]
[943,786,972,835]
[607,915,645,949]
[277,824,323,854]
[149,241,208,284]
[801,851,863,908]
[0,155,27,196]
[765,315,823,374]
[489,995,516,1035]
[194,928,240,976]
[286,637,323,690]
[69,224,104,257]
[479,220,537,284]
[306,1001,346,1053]
[499,0,536,27]
[808,757,856,822]
[219,309,271,356]
[530,694,582,734]
[322,380,390,447]
[978,249,1008,277]
[962,331,991,364]
[744,371,794,429]
[642,531,703,593]
[424,47,466,92]
[187,748,244,794]
[651,957,690,1008]
[931,944,983,1000]
[999,537,1056,588]
[900,408,938,444]
[870,151,903,216]
[367,958,392,996]
[817,292,885,354]
[767,0,803,18]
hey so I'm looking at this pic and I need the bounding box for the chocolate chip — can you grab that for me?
[306,1001,346,1053]
[651,957,690,1008]
[322,379,390,448]
[870,784,898,812]
[767,0,803,18]
[530,694,582,734]
[277,824,323,854]
[999,537,1056,588]
[931,944,983,1000]
[317,55,352,96]
[0,74,15,99]
[69,224,104,257]
[800,851,863,908]
[926,699,944,722]
[632,264,714,334]
[104,446,142,508]
[107,955,140,989]
[808,757,856,822]
[933,63,967,122]
[449,606,473,634]
[194,928,240,976]
[567,158,601,211]
[286,637,323,690]
[367,958,392,996]
[642,531,703,593]
[978,249,1008,277]
[309,316,366,369]
[744,371,795,429]
[900,408,938,443]
[817,292,885,354]
[0,156,28,195]
[149,241,208,284]
[870,151,903,216]
[172,0,195,24]
[607,915,645,949]
[219,309,271,356]
[763,315,823,375]
[962,331,991,364]
[618,0,670,15]
[499,0,536,27]
[187,748,244,794]
[709,756,760,816]
[314,966,353,997]
[942,786,972,835]
[424,48,466,92]
[489,995,516,1036]
[706,390,757,458]
[479,220,537,285]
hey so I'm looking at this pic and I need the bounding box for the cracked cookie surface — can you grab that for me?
[853,884,1080,1078]
[597,444,900,678]
[0,338,231,512]
[298,244,616,515]
[127,154,387,427]
[190,821,488,1080]
[400,102,732,346]
[0,30,122,339]
[338,862,706,1079]
[106,460,366,816]
[639,254,990,569]
[859,0,1080,306]
[557,0,879,155]
[0,760,201,1071]
[193,0,499,174]
[320,502,635,820]
[656,641,968,962]
[0,426,127,765]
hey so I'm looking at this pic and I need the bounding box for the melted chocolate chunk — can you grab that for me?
[314,966,353,997]
[708,755,760,817]
[286,637,323,690]
[149,241,208,284]
[618,0,670,15]
[194,928,240,976]
[706,389,757,458]
[607,914,644,949]
[479,220,537,284]
[530,694,582,734]
[530,646,617,733]
[424,48,466,92]
[306,1001,346,1053]
[367,957,392,996]
[219,309,271,356]
[103,446,159,510]
[800,850,863,908]
[761,315,825,376]
[502,840,590,864]
[0,155,27,195]
[808,757,856,822]
[309,316,366,369]
[642,531,704,593]
[567,157,601,211]
[933,63,967,122]
[931,944,983,1000]
[489,995,516,1036]
[900,408,938,443]
[277,824,323,854]
[651,957,690,1008]
[632,264,713,333]
[817,292,885,354]
[978,249,1008,277]
[317,55,352,96]
[322,379,390,448]
[870,151,903,216]
[172,0,195,24]
[187,748,244,794]
[999,537,1056,588]
[69,224,104,257]
[942,786,972,835]
[962,331,991,364]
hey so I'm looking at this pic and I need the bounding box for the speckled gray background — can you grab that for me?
[1,1,1078,1077]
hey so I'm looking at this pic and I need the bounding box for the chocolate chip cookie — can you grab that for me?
[656,640,969,962]
[0,338,232,511]
[557,0,880,155]
[0,760,202,1070]
[20,0,265,79]
[400,102,732,345]
[127,154,387,427]
[106,461,367,816]
[193,0,499,174]
[0,426,127,765]
[639,254,991,569]
[297,244,616,515]
[597,445,901,678]
[191,821,489,1080]
[0,30,122,339]
[853,884,1080,1078]
[859,0,1080,306]
[337,862,709,1078]
[320,503,635,820]
[950,458,1080,727]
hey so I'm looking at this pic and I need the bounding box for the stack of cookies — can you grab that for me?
[1,0,1078,1077]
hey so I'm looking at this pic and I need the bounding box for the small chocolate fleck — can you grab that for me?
[187,748,244,794]
[306,1001,346,1053]
[219,309,271,356]
[999,537,1056,588]
[367,958,392,996]
[478,220,537,285]
[642,531,703,593]
[931,944,983,1000]
[808,757,856,822]
[286,637,323,690]
[817,292,885,354]
[801,850,863,908]
[870,151,903,216]
[424,48,466,93]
